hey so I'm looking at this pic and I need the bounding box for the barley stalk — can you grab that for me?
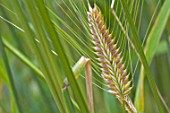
[87,4,137,113]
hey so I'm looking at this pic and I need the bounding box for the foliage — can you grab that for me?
[0,0,170,113]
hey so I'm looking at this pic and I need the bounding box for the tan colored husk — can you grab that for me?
[87,4,137,113]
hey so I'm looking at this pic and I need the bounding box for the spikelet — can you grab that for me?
[87,4,137,113]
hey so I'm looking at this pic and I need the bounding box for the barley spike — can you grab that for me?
[87,4,137,113]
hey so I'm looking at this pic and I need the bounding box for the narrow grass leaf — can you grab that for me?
[9,0,66,112]
[135,0,170,111]
[120,0,165,112]
[33,0,88,112]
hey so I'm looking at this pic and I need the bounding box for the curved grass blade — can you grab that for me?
[63,56,94,113]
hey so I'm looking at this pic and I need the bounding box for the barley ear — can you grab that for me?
[87,4,137,113]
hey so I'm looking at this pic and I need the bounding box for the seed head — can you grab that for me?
[87,4,137,113]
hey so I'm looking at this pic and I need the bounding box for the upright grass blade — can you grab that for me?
[0,35,21,113]
[9,0,67,112]
[24,0,71,112]
[135,0,170,112]
[144,0,170,64]
[120,0,165,112]
[27,0,88,112]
